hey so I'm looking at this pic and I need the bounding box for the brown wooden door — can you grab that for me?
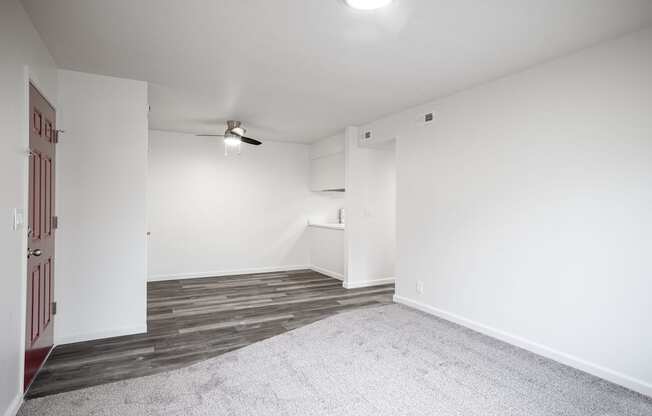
[25,83,56,390]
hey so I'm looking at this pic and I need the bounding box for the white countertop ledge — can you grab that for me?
[308,222,345,230]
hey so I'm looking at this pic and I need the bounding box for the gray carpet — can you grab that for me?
[20,304,652,416]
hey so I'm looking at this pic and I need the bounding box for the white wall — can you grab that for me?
[55,70,148,344]
[0,0,58,414]
[309,227,345,280]
[147,130,341,280]
[310,132,345,160]
[344,128,396,288]
[309,133,346,221]
[368,28,652,396]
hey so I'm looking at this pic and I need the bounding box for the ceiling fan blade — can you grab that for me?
[195,134,225,137]
[240,136,262,145]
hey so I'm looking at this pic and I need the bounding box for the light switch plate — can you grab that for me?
[12,208,25,231]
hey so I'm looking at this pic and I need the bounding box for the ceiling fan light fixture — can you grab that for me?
[223,134,242,156]
[196,120,262,154]
[345,0,392,10]
[224,135,241,146]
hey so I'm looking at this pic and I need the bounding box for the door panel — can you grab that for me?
[25,83,56,390]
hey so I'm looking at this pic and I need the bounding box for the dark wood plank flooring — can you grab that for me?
[26,269,394,398]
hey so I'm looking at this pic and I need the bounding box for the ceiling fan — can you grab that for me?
[196,120,262,148]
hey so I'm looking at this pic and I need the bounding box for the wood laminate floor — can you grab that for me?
[26,269,394,398]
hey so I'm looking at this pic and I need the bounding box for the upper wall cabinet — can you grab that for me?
[311,152,345,191]
[310,132,345,192]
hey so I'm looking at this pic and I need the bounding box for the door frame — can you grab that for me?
[19,72,58,395]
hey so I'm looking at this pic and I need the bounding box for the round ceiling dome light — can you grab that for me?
[345,0,392,10]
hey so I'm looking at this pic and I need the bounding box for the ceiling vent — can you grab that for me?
[416,111,435,126]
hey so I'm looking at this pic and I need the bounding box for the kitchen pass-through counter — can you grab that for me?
[308,221,345,281]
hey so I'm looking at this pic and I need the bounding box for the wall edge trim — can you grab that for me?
[55,325,147,346]
[344,277,395,289]
[393,294,652,398]
[147,265,311,282]
[3,393,22,416]
[309,266,344,281]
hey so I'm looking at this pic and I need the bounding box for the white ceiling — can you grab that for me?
[22,0,652,143]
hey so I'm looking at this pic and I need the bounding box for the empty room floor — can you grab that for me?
[26,270,394,398]
[22,304,652,416]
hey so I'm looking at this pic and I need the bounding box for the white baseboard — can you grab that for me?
[3,393,22,416]
[148,265,311,282]
[343,277,395,289]
[310,265,344,281]
[55,325,147,346]
[393,294,652,398]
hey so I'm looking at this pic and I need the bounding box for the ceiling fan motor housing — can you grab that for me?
[226,120,245,136]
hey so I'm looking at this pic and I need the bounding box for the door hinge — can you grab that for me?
[52,301,57,315]
[54,129,64,143]
[52,215,59,229]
